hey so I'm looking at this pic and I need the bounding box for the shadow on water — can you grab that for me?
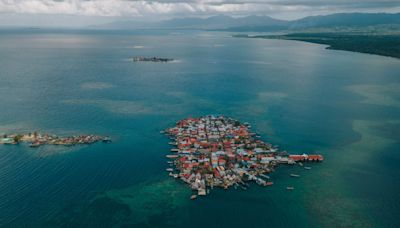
[45,178,190,228]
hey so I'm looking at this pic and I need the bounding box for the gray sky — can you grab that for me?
[0,0,399,27]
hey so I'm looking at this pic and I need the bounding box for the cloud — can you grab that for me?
[0,0,399,19]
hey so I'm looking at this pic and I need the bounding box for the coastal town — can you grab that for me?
[0,132,111,147]
[163,115,323,199]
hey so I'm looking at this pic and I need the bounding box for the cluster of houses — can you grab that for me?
[1,132,111,147]
[165,115,323,198]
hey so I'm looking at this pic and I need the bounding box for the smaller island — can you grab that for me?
[132,57,174,62]
[0,132,111,147]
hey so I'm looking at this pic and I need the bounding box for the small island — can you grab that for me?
[132,57,174,62]
[0,132,111,147]
[163,115,323,199]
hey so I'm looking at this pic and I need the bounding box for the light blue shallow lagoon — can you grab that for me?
[0,29,399,227]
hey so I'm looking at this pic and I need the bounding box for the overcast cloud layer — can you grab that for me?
[0,0,399,26]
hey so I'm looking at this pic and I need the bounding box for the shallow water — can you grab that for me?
[0,29,399,227]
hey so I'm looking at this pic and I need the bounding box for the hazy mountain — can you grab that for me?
[93,13,400,31]
[158,15,288,30]
[289,13,400,30]
[95,15,287,30]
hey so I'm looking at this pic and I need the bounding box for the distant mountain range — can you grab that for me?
[158,15,288,30]
[95,12,400,32]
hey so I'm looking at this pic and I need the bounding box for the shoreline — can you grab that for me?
[234,33,400,60]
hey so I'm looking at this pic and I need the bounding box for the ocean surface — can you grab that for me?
[0,29,399,228]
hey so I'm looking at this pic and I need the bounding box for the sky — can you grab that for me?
[0,0,399,27]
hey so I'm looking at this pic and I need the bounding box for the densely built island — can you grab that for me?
[163,115,323,199]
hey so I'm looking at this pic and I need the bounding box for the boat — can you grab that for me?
[290,174,300,177]
[198,189,207,196]
[166,155,178,158]
[286,186,294,190]
[102,137,111,142]
[266,181,274,186]
[29,142,41,147]
[166,168,174,172]
[304,166,311,170]
[190,195,197,200]
[160,131,165,134]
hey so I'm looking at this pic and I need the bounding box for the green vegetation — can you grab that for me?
[235,31,400,59]
[13,134,23,143]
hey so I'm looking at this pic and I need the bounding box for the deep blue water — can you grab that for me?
[0,29,400,227]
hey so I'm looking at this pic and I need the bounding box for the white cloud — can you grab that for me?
[0,0,399,19]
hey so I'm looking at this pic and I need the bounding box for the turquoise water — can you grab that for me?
[0,29,400,227]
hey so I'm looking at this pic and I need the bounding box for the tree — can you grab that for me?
[13,135,23,143]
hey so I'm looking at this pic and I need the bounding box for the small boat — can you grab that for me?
[266,182,274,186]
[29,142,41,148]
[298,162,303,166]
[290,174,300,178]
[304,166,312,170]
[190,195,197,200]
[166,168,174,172]
[166,155,178,158]
[102,137,111,143]
[287,186,294,190]
[160,131,165,134]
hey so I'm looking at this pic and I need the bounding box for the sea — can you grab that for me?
[0,29,399,228]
